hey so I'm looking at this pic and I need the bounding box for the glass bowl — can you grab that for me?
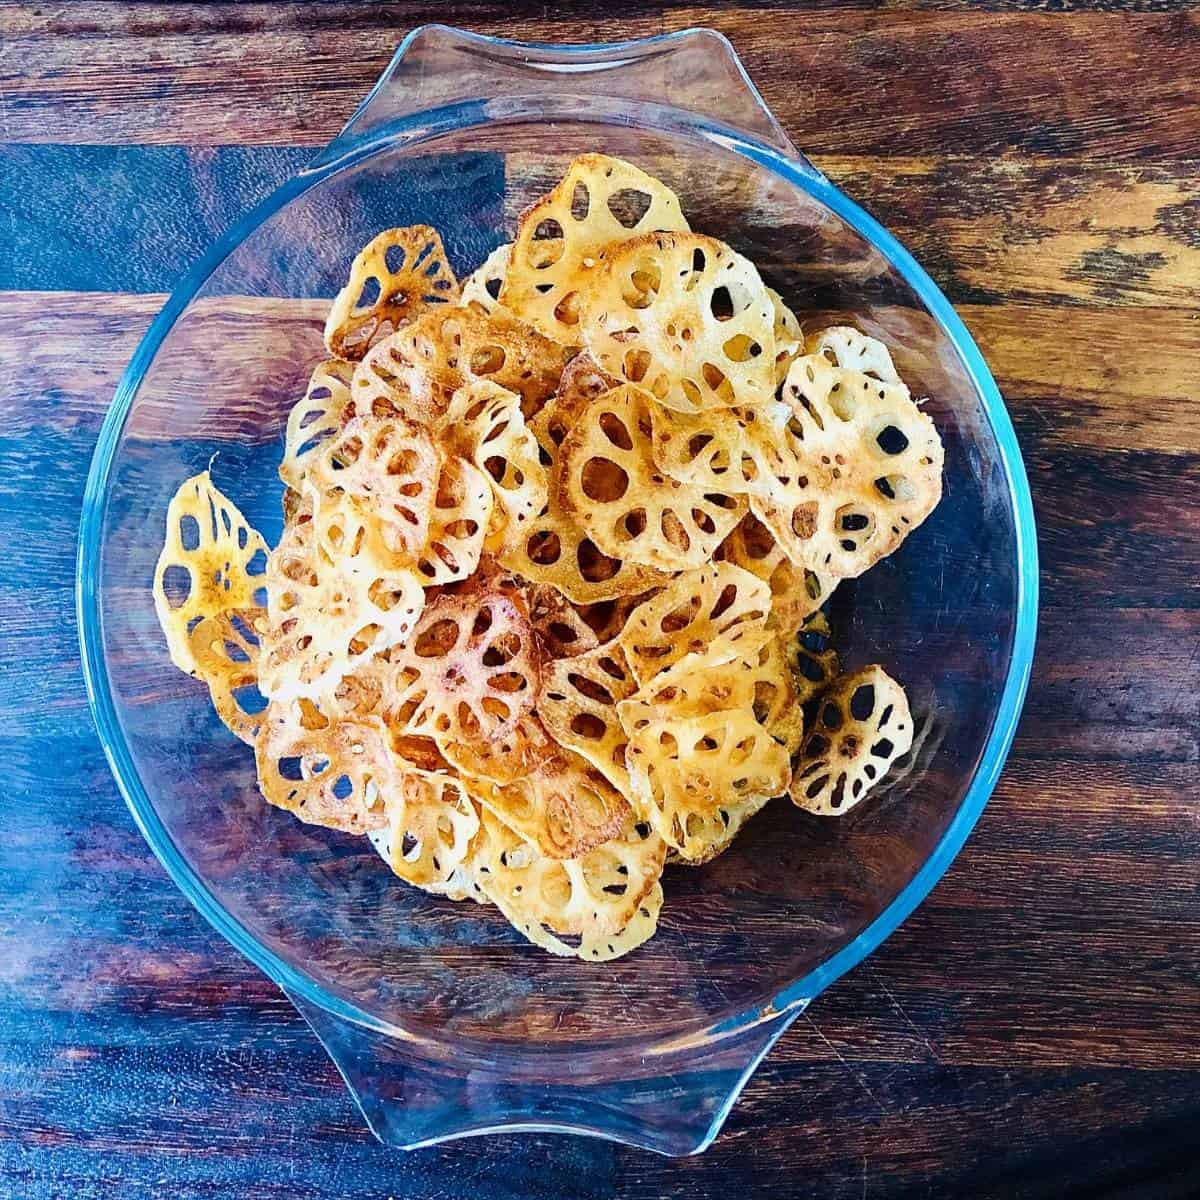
[77,25,1038,1156]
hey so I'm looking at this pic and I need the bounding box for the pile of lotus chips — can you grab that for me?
[153,154,943,959]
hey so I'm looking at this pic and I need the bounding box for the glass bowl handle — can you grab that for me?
[287,987,806,1155]
[309,23,820,174]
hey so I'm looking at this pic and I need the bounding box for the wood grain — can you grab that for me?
[3,1,1199,1196]
[1,4,1196,156]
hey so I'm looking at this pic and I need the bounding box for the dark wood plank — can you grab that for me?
[1,4,1197,156]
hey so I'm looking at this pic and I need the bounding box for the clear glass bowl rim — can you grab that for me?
[77,31,1039,1065]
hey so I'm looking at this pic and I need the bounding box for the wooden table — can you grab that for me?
[2,4,1198,1197]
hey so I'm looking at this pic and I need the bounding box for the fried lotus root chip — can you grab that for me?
[529,351,618,456]
[580,233,776,414]
[460,243,511,315]
[502,153,689,344]
[153,471,269,675]
[324,225,459,360]
[258,508,425,702]
[279,360,354,490]
[769,287,804,386]
[771,353,944,578]
[366,826,489,903]
[353,308,571,426]
[437,714,555,787]
[187,607,269,745]
[438,381,548,545]
[540,642,637,793]
[474,806,666,941]
[414,456,494,585]
[557,384,745,571]
[619,627,803,755]
[475,747,631,859]
[806,325,905,388]
[624,708,791,861]
[382,768,481,889]
[719,511,831,631]
[307,414,441,564]
[255,705,394,834]
[789,665,913,817]
[617,561,770,686]
[789,611,841,703]
[376,586,540,752]
[526,584,600,659]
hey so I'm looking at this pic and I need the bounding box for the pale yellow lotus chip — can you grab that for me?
[324,225,459,360]
[769,287,804,386]
[765,353,943,578]
[790,665,913,816]
[257,506,425,702]
[153,471,270,675]
[557,384,745,571]
[617,561,770,686]
[351,307,572,427]
[718,511,831,631]
[502,153,689,344]
[460,243,512,316]
[540,642,637,794]
[624,707,791,861]
[279,360,354,490]
[664,794,772,867]
[371,585,540,758]
[414,456,494,585]
[806,325,905,388]
[306,414,441,565]
[529,351,618,457]
[367,826,490,904]
[255,704,394,834]
[382,768,481,889]
[580,233,775,413]
[474,746,631,860]
[437,380,548,547]
[619,626,804,755]
[187,607,269,745]
[474,806,667,940]
[500,881,664,961]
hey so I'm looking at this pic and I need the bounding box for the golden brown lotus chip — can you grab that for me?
[557,384,746,572]
[767,352,943,578]
[580,233,776,414]
[255,704,394,834]
[257,506,425,702]
[718,511,831,631]
[788,610,841,703]
[663,795,772,868]
[187,607,269,745]
[526,584,600,660]
[324,225,459,360]
[353,307,571,427]
[617,561,770,686]
[436,714,556,787]
[502,153,689,344]
[790,665,913,816]
[279,360,354,491]
[381,768,481,888]
[306,414,441,565]
[372,585,540,760]
[437,381,548,548]
[475,746,630,860]
[540,641,637,794]
[624,707,791,861]
[474,805,666,941]
[460,243,512,316]
[153,471,270,676]
[529,351,618,456]
[768,287,804,386]
[413,456,494,585]
[619,626,804,755]
[806,325,905,387]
